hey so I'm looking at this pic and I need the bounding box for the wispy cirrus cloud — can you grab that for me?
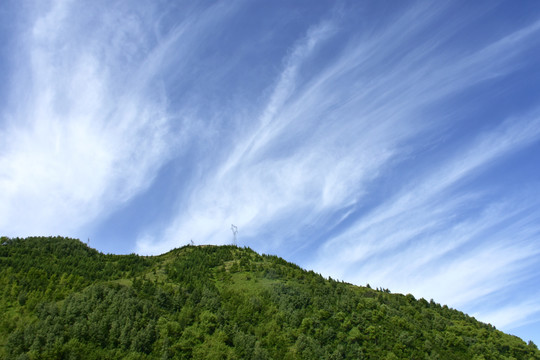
[0,0,236,237]
[137,1,540,252]
[314,112,540,269]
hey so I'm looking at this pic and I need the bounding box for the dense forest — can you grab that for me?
[1,236,539,359]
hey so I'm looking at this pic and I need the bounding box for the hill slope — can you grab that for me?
[1,236,538,359]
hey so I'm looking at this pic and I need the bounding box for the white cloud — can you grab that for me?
[315,112,540,268]
[137,20,340,253]
[475,300,540,330]
[137,2,540,258]
[0,1,178,236]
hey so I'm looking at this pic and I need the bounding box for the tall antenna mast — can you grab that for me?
[231,224,238,246]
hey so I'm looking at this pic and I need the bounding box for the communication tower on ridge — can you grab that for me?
[231,224,238,246]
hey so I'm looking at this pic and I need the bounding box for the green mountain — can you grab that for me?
[1,236,538,360]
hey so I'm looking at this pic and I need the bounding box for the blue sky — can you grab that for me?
[1,0,540,344]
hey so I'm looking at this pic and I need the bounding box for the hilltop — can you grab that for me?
[1,236,538,359]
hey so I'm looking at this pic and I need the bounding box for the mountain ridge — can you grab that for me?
[1,236,538,359]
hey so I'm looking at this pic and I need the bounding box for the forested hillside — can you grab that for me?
[1,236,538,359]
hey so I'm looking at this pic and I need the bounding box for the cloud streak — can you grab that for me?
[0,0,183,236]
